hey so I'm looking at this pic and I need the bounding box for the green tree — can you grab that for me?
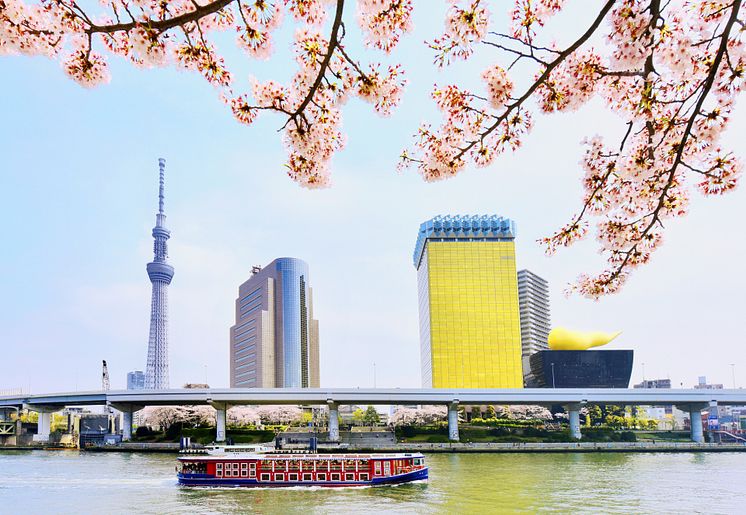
[352,409,365,426]
[585,406,603,426]
[363,406,380,426]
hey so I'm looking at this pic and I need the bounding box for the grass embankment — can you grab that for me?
[396,426,640,444]
[131,427,275,445]
[634,431,692,442]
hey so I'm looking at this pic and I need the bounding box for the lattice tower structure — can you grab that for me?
[144,158,174,389]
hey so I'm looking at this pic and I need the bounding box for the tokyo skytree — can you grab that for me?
[144,158,174,389]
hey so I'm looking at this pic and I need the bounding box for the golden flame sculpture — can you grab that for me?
[548,327,622,351]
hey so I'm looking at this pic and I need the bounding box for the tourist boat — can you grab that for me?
[177,445,428,487]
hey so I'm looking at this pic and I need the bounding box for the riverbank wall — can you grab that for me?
[339,441,746,453]
[3,441,745,453]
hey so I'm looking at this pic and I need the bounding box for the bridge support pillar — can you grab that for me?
[676,403,708,443]
[565,404,584,440]
[34,411,52,443]
[448,403,459,442]
[569,409,581,440]
[110,404,144,443]
[122,410,133,441]
[689,407,704,443]
[328,402,340,442]
[216,405,227,443]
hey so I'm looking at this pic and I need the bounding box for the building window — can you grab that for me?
[239,286,262,305]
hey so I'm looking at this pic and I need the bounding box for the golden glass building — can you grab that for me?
[414,215,523,388]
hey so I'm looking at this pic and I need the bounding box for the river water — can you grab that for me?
[0,450,743,514]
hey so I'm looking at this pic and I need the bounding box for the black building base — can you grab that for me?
[529,350,634,388]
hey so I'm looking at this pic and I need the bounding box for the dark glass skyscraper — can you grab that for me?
[229,258,319,388]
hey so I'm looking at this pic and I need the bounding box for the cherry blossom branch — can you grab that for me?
[285,0,345,128]
[450,0,616,164]
[84,0,234,35]
[598,0,742,289]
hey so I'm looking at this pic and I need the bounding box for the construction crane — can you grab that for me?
[102,360,110,391]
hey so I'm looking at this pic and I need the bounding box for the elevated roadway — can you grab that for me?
[2,388,744,444]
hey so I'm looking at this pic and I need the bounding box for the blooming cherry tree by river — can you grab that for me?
[1,0,744,296]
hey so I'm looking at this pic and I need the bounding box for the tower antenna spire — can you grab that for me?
[157,158,166,225]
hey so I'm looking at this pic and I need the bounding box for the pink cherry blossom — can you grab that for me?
[2,0,745,296]
[482,64,513,109]
[63,50,110,87]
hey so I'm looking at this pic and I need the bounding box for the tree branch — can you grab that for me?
[451,0,616,164]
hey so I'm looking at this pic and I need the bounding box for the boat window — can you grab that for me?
[330,460,342,471]
[303,473,313,481]
[180,462,207,475]
[359,473,369,481]
[241,463,248,477]
[288,460,300,471]
[331,473,341,482]
[317,473,327,481]
[216,463,223,478]
[288,473,298,481]
[344,459,356,471]
[374,462,381,476]
[260,473,270,481]
[275,473,285,482]
[345,473,355,481]
[383,462,391,476]
[358,460,369,469]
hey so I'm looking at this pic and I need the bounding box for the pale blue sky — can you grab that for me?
[1,3,744,392]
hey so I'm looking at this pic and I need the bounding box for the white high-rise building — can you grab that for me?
[517,269,551,386]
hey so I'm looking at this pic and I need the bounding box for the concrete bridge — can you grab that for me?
[2,388,745,444]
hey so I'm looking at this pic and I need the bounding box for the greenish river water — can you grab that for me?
[0,450,743,514]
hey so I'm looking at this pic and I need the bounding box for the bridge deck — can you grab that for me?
[1,388,745,409]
